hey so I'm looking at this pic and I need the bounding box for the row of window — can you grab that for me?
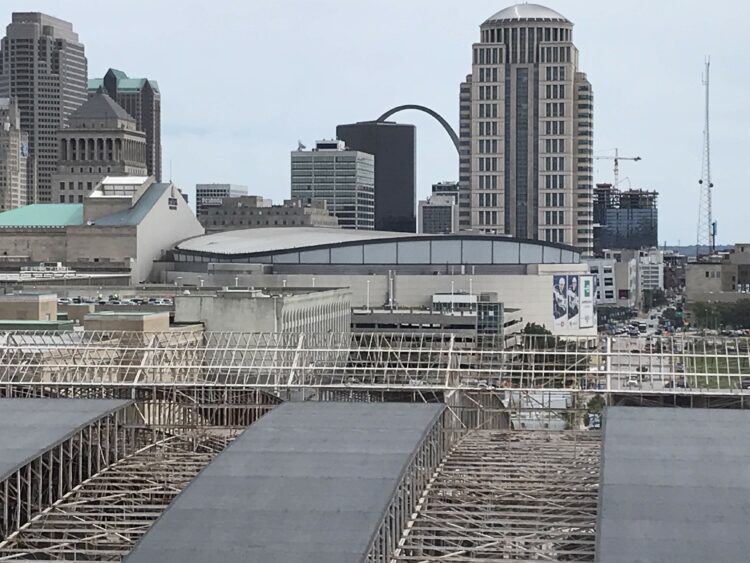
[544,156,565,171]
[478,175,499,190]
[545,102,565,117]
[478,157,498,172]
[544,138,565,153]
[477,67,499,83]
[544,120,566,135]
[544,66,567,82]
[478,85,499,100]
[477,210,499,225]
[477,103,498,118]
[59,194,83,203]
[474,47,500,66]
[477,121,499,136]
[544,210,565,225]
[477,193,499,207]
[544,84,565,100]
[480,25,571,45]
[540,46,572,64]
[478,139,498,154]
[544,228,566,243]
[544,193,565,207]
[58,181,93,191]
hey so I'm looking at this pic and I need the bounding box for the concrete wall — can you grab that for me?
[0,293,57,320]
[686,263,723,302]
[175,293,278,332]
[66,303,95,323]
[136,184,203,284]
[167,267,594,336]
[66,225,137,266]
[0,229,68,262]
[84,196,133,223]
[174,289,351,333]
[83,311,170,331]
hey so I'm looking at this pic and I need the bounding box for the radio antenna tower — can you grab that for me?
[697,58,715,256]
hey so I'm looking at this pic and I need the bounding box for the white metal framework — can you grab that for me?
[0,329,747,562]
[0,434,233,561]
[0,331,747,397]
[367,411,451,563]
[393,430,601,562]
[0,404,135,542]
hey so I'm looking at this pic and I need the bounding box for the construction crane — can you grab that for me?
[594,148,642,189]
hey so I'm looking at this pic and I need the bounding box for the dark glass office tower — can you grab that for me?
[336,121,416,233]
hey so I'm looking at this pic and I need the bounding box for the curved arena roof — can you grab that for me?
[174,228,581,266]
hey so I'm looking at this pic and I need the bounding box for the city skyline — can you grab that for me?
[2,0,748,244]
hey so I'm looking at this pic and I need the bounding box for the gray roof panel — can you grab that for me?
[70,91,133,121]
[125,402,444,563]
[0,399,132,480]
[596,407,750,563]
[94,183,169,226]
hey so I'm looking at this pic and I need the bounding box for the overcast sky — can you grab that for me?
[5,1,749,245]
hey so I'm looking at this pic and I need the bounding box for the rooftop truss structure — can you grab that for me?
[0,433,233,561]
[0,331,747,397]
[393,430,601,562]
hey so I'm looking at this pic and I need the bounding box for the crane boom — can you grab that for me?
[594,148,642,188]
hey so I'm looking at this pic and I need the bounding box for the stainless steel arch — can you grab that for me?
[377,105,460,153]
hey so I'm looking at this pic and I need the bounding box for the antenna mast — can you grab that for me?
[697,58,715,255]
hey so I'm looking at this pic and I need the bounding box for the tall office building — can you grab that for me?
[593,183,658,254]
[0,13,88,203]
[459,4,593,253]
[89,69,161,181]
[0,97,28,210]
[418,196,459,234]
[336,121,416,232]
[291,140,374,230]
[51,91,147,203]
[418,181,460,234]
[195,183,249,219]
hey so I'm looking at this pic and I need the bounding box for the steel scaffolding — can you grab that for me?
[0,331,747,396]
[0,433,233,561]
[0,403,136,542]
[393,430,601,562]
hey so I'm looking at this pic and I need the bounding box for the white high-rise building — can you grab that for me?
[291,140,374,230]
[459,4,593,254]
[195,183,249,218]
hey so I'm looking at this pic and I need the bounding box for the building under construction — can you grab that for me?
[594,183,658,255]
[0,330,749,562]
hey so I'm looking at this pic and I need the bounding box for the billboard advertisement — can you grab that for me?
[579,275,595,329]
[567,275,580,328]
[553,275,568,330]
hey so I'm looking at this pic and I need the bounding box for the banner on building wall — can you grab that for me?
[552,275,568,330]
[579,275,595,329]
[567,275,580,328]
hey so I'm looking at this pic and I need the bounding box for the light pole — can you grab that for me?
[366,279,371,310]
[234,276,239,287]
[450,280,455,312]
[469,277,473,296]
